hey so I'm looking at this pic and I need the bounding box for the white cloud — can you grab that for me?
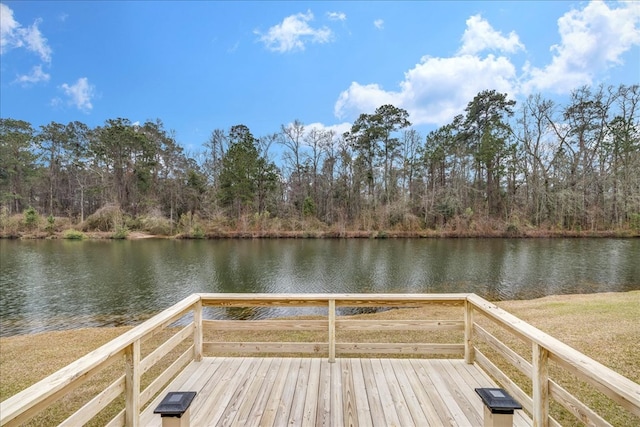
[374,19,384,30]
[0,4,52,62]
[334,1,639,126]
[256,11,333,53]
[335,13,520,125]
[335,53,517,125]
[60,77,95,112]
[15,64,50,84]
[524,1,640,93]
[327,11,346,22]
[459,14,524,55]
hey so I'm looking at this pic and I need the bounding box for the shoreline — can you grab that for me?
[4,228,639,240]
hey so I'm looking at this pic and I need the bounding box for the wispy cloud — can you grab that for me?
[0,3,52,63]
[373,19,384,30]
[15,64,50,85]
[59,77,95,112]
[256,10,333,53]
[327,11,346,22]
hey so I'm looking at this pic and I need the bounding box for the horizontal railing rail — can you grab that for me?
[1,293,638,427]
[199,293,468,361]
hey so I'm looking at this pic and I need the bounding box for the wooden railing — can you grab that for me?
[466,294,640,427]
[1,293,638,426]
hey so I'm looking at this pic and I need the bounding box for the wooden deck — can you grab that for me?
[4,294,638,426]
[141,357,532,427]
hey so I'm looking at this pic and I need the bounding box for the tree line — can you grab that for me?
[1,84,638,236]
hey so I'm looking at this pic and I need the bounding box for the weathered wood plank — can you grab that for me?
[389,359,426,425]
[474,323,533,378]
[437,359,483,426]
[329,359,344,427]
[549,379,613,427]
[259,357,293,427]
[397,359,440,426]
[533,343,550,427]
[124,341,140,427]
[288,358,312,425]
[272,358,302,427]
[341,359,359,427]
[336,319,464,331]
[204,319,327,331]
[216,358,264,426]
[59,376,124,427]
[336,342,464,355]
[328,299,336,363]
[315,359,332,427]
[139,344,194,407]
[409,359,458,426]
[349,359,373,427]
[380,358,414,426]
[139,322,194,374]
[191,358,253,426]
[199,292,470,307]
[231,357,274,426]
[203,341,328,354]
[243,358,282,425]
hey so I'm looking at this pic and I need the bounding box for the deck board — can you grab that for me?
[141,357,533,427]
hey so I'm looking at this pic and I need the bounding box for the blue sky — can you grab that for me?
[1,1,639,151]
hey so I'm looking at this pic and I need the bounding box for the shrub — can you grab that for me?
[24,207,39,230]
[46,215,55,233]
[83,205,124,232]
[191,224,205,239]
[63,229,86,240]
[139,215,173,235]
[112,226,129,239]
[302,197,316,217]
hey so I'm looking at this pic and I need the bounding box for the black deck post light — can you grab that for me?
[475,388,522,427]
[154,391,197,427]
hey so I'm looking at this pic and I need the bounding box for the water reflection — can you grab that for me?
[1,238,638,336]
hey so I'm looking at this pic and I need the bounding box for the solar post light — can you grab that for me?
[475,388,523,427]
[154,391,197,427]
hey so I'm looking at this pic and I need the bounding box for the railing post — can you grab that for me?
[194,299,203,362]
[464,299,475,364]
[532,343,549,427]
[328,299,336,363]
[125,340,141,427]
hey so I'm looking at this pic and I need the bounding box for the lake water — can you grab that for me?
[1,238,638,337]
